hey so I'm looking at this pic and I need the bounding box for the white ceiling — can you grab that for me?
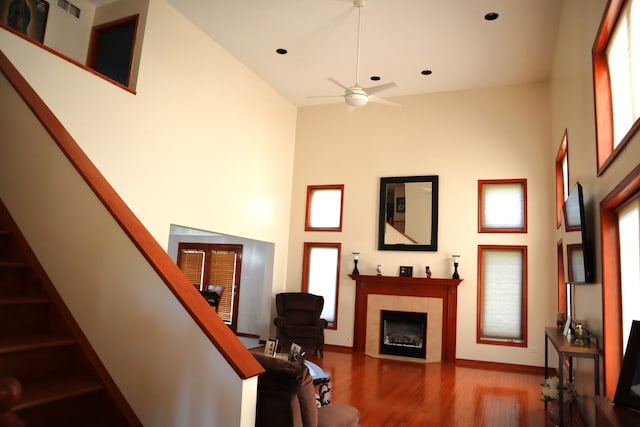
[165,0,562,107]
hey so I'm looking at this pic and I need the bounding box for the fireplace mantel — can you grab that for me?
[349,274,462,362]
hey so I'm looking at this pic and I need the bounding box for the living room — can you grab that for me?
[1,0,639,425]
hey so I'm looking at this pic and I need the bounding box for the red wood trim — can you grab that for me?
[592,0,640,176]
[555,130,568,228]
[301,242,341,330]
[304,184,344,232]
[0,199,142,426]
[455,359,548,376]
[349,274,462,362]
[600,162,640,397]
[557,239,567,313]
[0,25,135,93]
[476,245,528,348]
[477,179,528,233]
[0,50,263,380]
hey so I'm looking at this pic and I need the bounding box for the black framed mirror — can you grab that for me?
[378,175,438,251]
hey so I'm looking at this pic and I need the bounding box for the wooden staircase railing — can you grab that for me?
[0,377,25,427]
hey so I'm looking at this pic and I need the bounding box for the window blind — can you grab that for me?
[480,248,525,342]
[481,182,525,230]
[306,245,339,323]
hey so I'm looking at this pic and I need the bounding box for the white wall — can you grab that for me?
[42,0,97,62]
[1,0,297,424]
[549,0,640,397]
[290,82,556,367]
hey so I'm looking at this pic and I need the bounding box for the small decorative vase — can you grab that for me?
[556,312,566,330]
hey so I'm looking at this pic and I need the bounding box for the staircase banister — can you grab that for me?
[0,377,25,427]
[0,48,263,381]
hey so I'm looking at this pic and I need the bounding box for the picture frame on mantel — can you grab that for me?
[399,266,413,277]
[0,0,50,43]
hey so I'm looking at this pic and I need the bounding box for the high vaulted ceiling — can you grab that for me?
[166,0,562,107]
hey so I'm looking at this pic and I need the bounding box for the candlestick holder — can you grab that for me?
[452,254,460,279]
[352,252,360,275]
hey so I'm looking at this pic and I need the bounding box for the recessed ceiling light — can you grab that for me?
[484,12,499,21]
[275,48,288,55]
[421,70,433,76]
[370,76,381,81]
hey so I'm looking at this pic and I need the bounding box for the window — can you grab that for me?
[477,245,527,346]
[593,0,640,173]
[478,179,527,233]
[618,197,640,352]
[301,242,341,328]
[601,164,640,396]
[177,243,243,332]
[305,185,344,231]
[555,131,569,227]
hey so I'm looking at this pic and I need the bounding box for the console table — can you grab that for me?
[544,326,600,427]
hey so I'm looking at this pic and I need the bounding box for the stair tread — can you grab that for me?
[14,377,105,411]
[0,260,29,268]
[0,296,49,305]
[0,335,76,354]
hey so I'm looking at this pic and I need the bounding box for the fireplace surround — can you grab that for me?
[350,274,462,362]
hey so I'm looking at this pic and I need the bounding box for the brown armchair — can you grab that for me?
[274,293,328,357]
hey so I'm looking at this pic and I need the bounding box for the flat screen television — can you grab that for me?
[561,182,594,283]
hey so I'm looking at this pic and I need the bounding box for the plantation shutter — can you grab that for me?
[480,248,525,342]
[208,251,236,323]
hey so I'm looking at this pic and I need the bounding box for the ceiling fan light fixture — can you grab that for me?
[345,91,368,107]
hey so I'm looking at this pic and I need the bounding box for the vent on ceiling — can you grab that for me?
[57,0,81,19]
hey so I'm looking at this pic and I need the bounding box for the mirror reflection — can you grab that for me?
[378,176,439,251]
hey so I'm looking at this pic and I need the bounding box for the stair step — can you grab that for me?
[0,260,30,268]
[0,335,75,354]
[0,296,50,305]
[14,377,105,411]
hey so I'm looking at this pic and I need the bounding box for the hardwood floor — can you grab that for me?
[307,350,584,427]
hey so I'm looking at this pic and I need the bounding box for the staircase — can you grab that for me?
[0,202,139,426]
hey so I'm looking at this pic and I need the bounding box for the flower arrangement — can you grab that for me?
[541,377,576,403]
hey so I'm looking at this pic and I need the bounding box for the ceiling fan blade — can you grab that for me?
[307,95,344,99]
[368,95,400,107]
[328,78,349,90]
[363,82,397,95]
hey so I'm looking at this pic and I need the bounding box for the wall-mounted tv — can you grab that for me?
[561,182,594,283]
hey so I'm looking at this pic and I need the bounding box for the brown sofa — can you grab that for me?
[253,353,360,427]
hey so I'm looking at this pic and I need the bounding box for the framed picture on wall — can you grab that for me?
[0,0,49,43]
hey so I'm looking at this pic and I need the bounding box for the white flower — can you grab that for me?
[541,377,575,403]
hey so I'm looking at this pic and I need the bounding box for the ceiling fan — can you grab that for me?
[315,0,398,109]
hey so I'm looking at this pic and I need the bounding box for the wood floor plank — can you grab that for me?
[307,350,584,427]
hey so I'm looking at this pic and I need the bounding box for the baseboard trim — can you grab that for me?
[324,344,354,353]
[456,358,556,376]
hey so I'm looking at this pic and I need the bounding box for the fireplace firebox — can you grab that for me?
[379,310,427,359]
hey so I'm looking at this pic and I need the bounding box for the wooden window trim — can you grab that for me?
[593,0,639,175]
[301,242,341,330]
[601,163,640,397]
[477,245,528,348]
[304,184,344,232]
[557,239,567,313]
[555,130,569,228]
[478,179,528,233]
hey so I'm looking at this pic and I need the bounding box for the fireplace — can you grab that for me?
[350,274,462,362]
[380,310,427,359]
